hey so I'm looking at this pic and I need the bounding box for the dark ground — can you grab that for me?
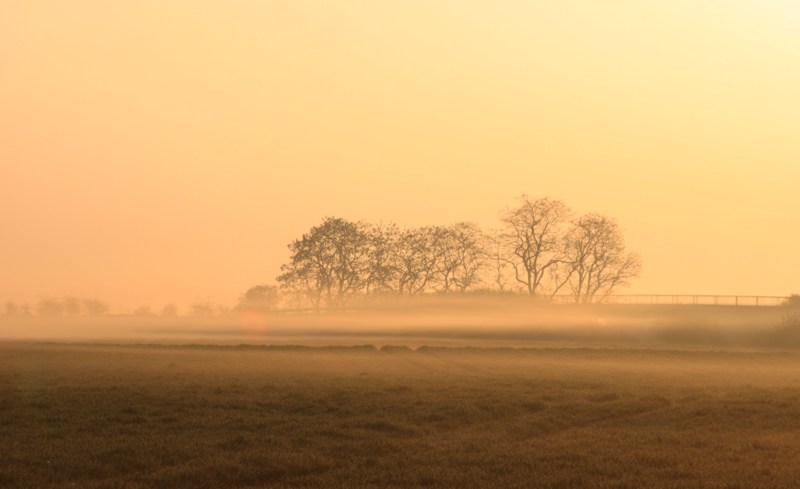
[3,341,800,488]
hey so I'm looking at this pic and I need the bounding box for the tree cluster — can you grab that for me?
[275,196,641,308]
[275,219,486,309]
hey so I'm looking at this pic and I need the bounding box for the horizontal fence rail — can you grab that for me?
[549,295,791,306]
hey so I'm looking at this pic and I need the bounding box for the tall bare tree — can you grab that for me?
[487,230,513,292]
[498,196,571,296]
[562,213,641,303]
[447,222,487,293]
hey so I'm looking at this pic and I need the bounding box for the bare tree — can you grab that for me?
[562,213,641,303]
[446,222,487,293]
[486,230,514,292]
[498,196,571,297]
[430,223,487,294]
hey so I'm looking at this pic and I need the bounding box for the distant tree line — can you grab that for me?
[1,298,182,317]
[271,195,642,309]
[3,297,110,316]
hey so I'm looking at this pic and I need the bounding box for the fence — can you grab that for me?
[550,294,790,306]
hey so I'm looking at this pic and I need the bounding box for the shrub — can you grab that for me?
[774,312,800,346]
[36,298,64,316]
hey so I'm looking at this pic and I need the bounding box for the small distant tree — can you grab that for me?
[161,303,178,317]
[237,285,280,312]
[133,306,154,316]
[775,312,800,345]
[36,298,64,316]
[4,302,19,316]
[83,299,110,316]
[63,296,81,316]
[786,294,800,308]
[189,300,216,317]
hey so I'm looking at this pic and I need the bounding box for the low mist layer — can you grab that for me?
[3,297,799,349]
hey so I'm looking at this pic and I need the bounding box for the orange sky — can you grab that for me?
[2,1,799,311]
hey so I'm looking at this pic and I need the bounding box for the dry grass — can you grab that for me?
[3,342,800,488]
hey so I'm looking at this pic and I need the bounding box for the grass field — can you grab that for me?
[3,339,800,488]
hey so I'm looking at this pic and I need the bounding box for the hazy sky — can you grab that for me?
[2,1,799,310]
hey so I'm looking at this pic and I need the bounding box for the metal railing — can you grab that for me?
[549,294,790,306]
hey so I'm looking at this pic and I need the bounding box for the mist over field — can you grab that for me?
[5,324,800,488]
[5,299,800,488]
[2,298,799,350]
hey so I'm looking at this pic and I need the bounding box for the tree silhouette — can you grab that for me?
[132,306,154,316]
[83,299,109,316]
[272,198,641,308]
[161,303,178,317]
[189,300,216,317]
[63,296,81,316]
[238,285,280,312]
[498,196,571,297]
[390,226,442,295]
[36,298,64,316]
[277,217,373,309]
[433,222,486,293]
[562,213,641,303]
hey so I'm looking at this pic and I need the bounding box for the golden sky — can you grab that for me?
[2,1,799,310]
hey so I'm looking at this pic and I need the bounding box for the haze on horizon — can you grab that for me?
[2,1,799,311]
